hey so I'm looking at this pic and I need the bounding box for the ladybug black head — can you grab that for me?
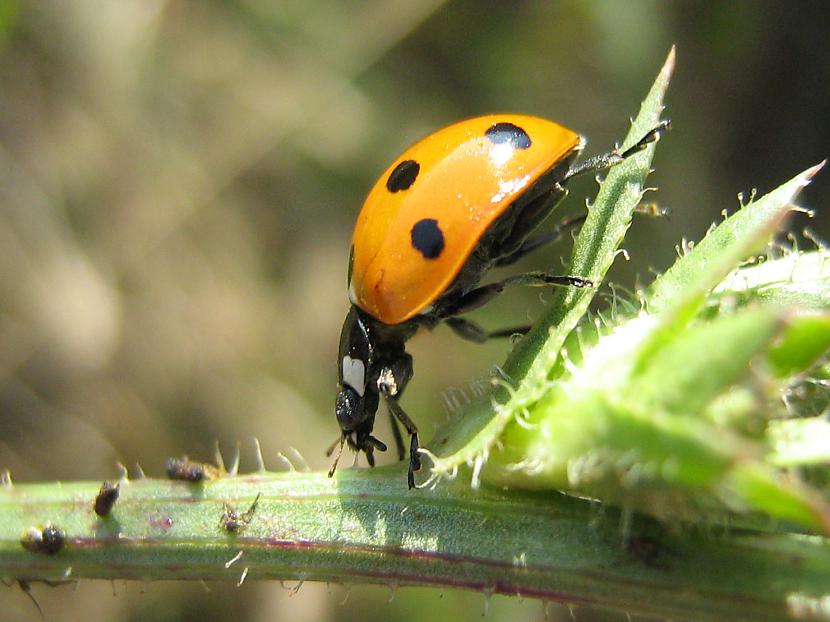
[335,383,381,435]
[332,385,386,467]
[335,385,362,432]
[331,305,412,478]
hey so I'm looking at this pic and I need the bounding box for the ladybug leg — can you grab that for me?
[376,367,420,488]
[494,199,667,271]
[486,324,531,339]
[494,214,587,267]
[438,273,588,345]
[326,436,346,477]
[445,317,530,343]
[498,272,593,288]
[383,394,420,489]
[442,282,505,316]
[564,120,671,181]
[376,354,420,488]
[379,387,420,488]
[445,317,488,343]
[441,272,593,319]
[387,408,406,461]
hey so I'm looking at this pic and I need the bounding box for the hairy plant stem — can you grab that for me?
[1,467,829,621]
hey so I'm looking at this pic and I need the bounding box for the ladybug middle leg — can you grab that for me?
[441,272,592,318]
[386,401,406,462]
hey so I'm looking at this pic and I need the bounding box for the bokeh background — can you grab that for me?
[1,1,828,620]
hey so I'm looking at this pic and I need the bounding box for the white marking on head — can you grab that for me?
[342,356,366,396]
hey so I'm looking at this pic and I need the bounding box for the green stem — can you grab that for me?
[2,468,829,621]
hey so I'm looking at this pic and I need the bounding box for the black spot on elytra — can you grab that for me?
[386,160,420,192]
[485,122,532,149]
[411,219,444,259]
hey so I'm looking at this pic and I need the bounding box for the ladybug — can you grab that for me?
[330,114,669,488]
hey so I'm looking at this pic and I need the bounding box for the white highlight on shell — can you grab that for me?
[491,174,531,204]
[342,355,366,396]
[489,142,515,168]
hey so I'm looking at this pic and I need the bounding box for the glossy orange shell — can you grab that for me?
[349,114,582,325]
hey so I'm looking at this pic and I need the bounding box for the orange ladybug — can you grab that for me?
[330,115,669,488]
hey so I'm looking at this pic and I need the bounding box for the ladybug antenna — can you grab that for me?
[327,436,346,477]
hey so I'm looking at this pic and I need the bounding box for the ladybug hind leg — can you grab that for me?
[439,274,592,346]
[493,214,587,268]
[444,317,530,343]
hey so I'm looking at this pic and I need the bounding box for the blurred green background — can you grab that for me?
[1,1,828,620]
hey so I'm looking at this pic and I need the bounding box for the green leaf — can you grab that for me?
[648,162,825,314]
[627,307,780,415]
[633,163,826,375]
[767,313,830,377]
[476,164,830,532]
[507,46,675,384]
[725,463,830,533]
[714,250,830,311]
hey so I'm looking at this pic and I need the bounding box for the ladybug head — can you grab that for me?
[335,384,370,432]
[335,383,384,440]
[329,307,389,475]
[336,307,378,433]
[330,384,387,472]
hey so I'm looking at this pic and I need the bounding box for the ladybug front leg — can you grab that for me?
[376,355,420,489]
[380,351,412,462]
[386,401,406,462]
[379,387,420,489]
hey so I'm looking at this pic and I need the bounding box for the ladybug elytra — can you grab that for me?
[330,114,669,488]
